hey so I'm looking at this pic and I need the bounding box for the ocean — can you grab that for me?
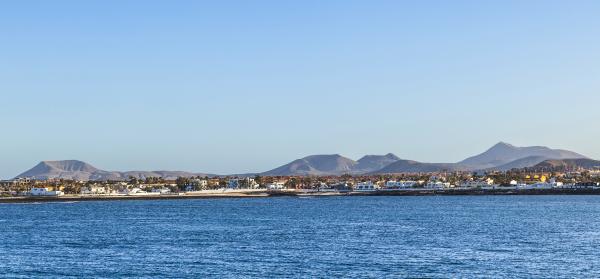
[2,196,600,278]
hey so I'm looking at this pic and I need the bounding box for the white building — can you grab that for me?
[128,188,147,195]
[425,181,450,190]
[266,182,285,190]
[81,185,107,195]
[384,180,417,189]
[460,178,495,189]
[151,188,171,194]
[191,179,208,188]
[354,181,378,191]
[30,188,64,196]
[246,178,260,189]
[317,182,332,190]
[518,178,563,190]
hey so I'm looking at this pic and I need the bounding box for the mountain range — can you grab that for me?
[16,160,214,181]
[261,153,402,176]
[458,142,586,169]
[529,158,600,171]
[13,142,592,180]
[262,142,587,175]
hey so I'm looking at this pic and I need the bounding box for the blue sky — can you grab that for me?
[1,1,600,178]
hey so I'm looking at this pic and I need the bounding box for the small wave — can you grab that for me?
[7,201,80,205]
[15,202,43,205]
[51,201,79,204]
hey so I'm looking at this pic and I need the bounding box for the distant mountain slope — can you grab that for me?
[17,160,102,181]
[16,160,213,181]
[353,153,400,173]
[371,160,465,174]
[459,142,587,169]
[262,154,357,176]
[487,156,551,171]
[532,159,600,170]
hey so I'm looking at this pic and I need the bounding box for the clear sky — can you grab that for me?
[1,0,600,178]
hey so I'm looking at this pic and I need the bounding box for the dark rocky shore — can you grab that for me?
[2,188,600,203]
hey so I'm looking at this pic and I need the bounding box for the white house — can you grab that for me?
[128,188,147,195]
[191,179,208,188]
[425,181,450,190]
[354,181,378,191]
[522,178,563,190]
[384,180,417,189]
[81,185,107,195]
[30,188,64,196]
[151,188,171,194]
[245,178,260,189]
[460,178,495,189]
[266,182,285,190]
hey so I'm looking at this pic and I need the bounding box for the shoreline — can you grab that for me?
[2,188,600,203]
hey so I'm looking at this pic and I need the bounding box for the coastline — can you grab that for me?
[3,188,600,203]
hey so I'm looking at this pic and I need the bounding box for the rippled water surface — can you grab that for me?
[2,196,600,278]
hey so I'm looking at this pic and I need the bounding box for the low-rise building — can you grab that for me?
[151,188,171,194]
[354,181,378,191]
[81,185,107,195]
[425,181,450,190]
[266,182,285,190]
[30,187,64,196]
[191,179,208,188]
[460,178,495,189]
[384,180,418,189]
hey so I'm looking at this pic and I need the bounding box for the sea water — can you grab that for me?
[2,196,600,278]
